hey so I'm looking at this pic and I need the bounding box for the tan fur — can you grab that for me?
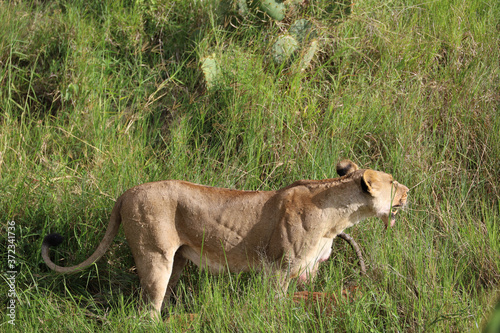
[41,160,408,317]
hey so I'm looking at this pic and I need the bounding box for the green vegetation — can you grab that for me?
[1,0,499,331]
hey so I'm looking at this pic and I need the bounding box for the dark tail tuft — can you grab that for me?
[43,233,64,247]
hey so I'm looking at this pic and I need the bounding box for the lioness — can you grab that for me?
[42,160,408,316]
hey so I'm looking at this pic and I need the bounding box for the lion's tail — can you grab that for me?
[41,199,122,274]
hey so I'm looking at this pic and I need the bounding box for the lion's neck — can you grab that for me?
[311,181,374,237]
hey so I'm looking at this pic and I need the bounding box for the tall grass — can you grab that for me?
[1,0,499,331]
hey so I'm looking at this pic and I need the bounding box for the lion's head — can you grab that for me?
[337,159,409,228]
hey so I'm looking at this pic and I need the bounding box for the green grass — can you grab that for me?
[1,0,499,331]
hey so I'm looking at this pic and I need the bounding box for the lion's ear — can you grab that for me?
[336,160,359,176]
[361,169,380,195]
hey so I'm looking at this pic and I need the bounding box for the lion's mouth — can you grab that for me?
[383,205,402,228]
[388,200,408,227]
[389,208,398,227]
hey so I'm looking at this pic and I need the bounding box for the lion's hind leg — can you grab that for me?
[163,250,188,308]
[134,249,177,319]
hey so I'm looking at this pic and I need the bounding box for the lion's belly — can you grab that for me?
[179,246,258,274]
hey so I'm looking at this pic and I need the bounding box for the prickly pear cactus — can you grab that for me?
[201,54,221,89]
[216,0,249,21]
[271,19,318,67]
[298,39,318,71]
[289,19,316,44]
[271,35,299,64]
[236,0,249,15]
[259,0,287,21]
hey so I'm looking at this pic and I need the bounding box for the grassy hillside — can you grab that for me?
[1,0,499,331]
